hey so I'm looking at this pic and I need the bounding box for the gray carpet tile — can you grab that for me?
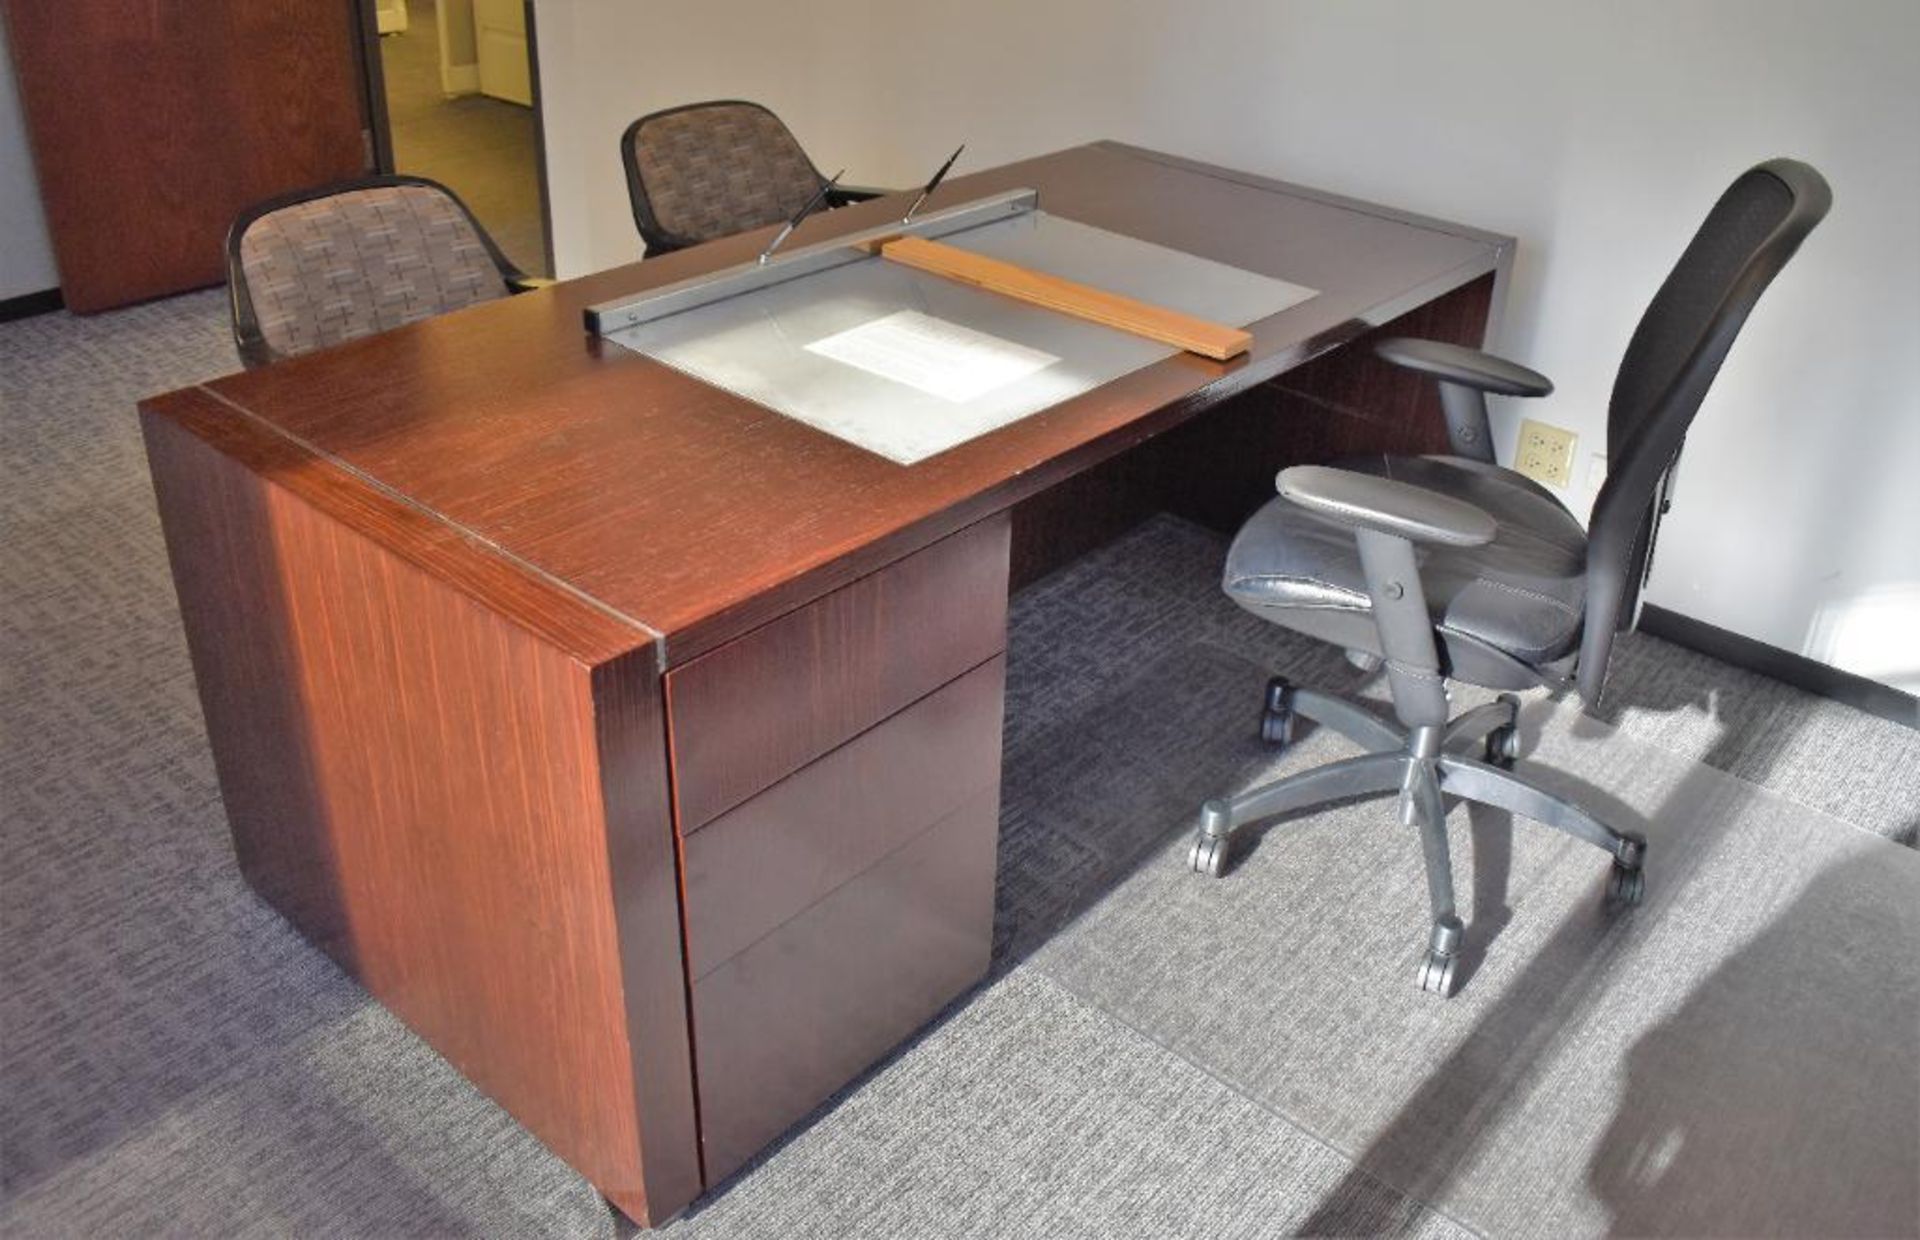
[5,287,1915,1236]
[1593,634,1920,846]
[1,1000,608,1239]
[659,969,1469,1240]
[1032,708,1920,1237]
[996,640,1278,966]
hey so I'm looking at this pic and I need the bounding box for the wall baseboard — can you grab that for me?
[0,287,63,323]
[1639,604,1918,729]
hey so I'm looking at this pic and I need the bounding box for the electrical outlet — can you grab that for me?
[1515,419,1577,488]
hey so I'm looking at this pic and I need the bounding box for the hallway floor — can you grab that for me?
[379,0,547,276]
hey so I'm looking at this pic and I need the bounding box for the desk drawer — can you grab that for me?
[691,787,997,1182]
[665,514,1010,833]
[682,655,1004,980]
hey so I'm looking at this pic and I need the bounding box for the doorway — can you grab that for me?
[365,0,550,276]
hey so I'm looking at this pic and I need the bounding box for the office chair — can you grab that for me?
[227,174,546,369]
[621,100,887,255]
[1189,159,1831,995]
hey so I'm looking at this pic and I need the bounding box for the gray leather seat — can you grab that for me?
[1224,454,1586,689]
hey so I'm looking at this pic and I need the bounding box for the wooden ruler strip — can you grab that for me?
[879,236,1252,361]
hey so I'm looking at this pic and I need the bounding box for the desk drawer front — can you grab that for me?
[665,514,1011,833]
[683,655,1004,980]
[691,788,998,1182]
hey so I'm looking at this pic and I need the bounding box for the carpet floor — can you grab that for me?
[3,291,1916,1237]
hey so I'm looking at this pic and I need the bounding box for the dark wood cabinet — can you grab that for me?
[670,521,1011,1181]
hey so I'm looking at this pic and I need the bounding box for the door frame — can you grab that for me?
[353,0,397,173]
[349,0,555,276]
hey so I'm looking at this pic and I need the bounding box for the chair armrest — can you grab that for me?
[1277,465,1497,547]
[1374,338,1553,397]
[828,185,892,206]
[508,275,556,293]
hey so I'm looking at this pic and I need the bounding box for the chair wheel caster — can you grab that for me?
[1260,677,1296,746]
[1605,861,1645,907]
[1484,723,1521,768]
[1189,833,1229,878]
[1416,949,1457,996]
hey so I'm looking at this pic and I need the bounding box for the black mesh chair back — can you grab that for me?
[1577,159,1831,700]
[622,101,832,254]
[227,174,525,369]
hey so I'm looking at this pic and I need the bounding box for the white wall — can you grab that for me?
[535,0,1920,692]
[0,17,58,300]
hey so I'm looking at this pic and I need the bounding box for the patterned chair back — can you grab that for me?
[622,101,829,253]
[229,178,513,367]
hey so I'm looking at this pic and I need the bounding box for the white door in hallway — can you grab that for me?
[375,0,409,34]
[475,0,531,106]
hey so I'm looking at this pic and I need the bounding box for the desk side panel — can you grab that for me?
[140,408,700,1223]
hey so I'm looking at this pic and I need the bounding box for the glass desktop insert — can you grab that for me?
[604,212,1318,465]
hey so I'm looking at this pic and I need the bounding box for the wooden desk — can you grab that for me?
[140,143,1510,1225]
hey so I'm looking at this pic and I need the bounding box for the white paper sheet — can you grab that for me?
[804,310,1060,403]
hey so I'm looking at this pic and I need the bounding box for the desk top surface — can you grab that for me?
[148,142,1508,666]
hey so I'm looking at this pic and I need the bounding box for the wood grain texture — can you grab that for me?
[665,515,1011,833]
[1158,275,1496,535]
[137,387,651,666]
[140,411,700,1223]
[881,236,1252,359]
[190,142,1509,665]
[1008,435,1170,590]
[2,0,369,312]
[590,649,706,1219]
[1277,272,1496,428]
[691,788,999,1183]
[683,656,1005,979]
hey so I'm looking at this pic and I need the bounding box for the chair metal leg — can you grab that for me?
[1437,754,1646,870]
[1442,695,1519,756]
[1404,759,1462,995]
[1189,752,1405,876]
[1209,752,1407,833]
[1188,686,1646,994]
[1290,688,1405,754]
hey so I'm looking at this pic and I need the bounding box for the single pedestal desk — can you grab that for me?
[140,142,1512,1226]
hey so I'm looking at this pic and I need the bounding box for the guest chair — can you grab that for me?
[621,100,888,255]
[227,174,546,369]
[1189,159,1831,995]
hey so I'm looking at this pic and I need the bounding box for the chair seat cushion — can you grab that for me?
[1224,455,1588,686]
